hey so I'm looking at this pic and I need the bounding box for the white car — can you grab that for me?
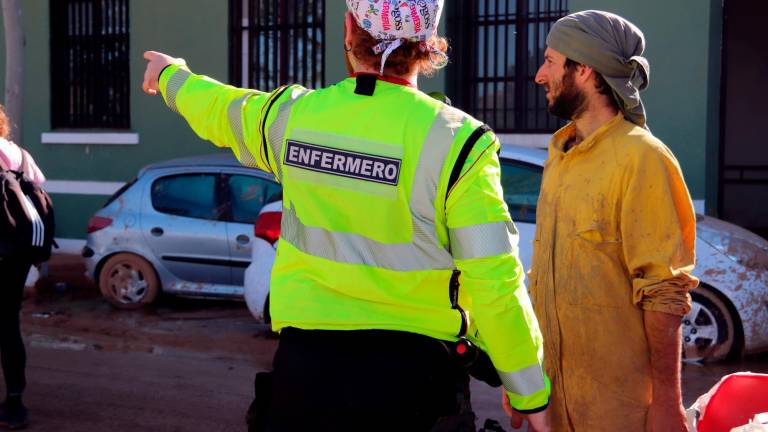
[244,199,281,322]
[244,145,768,362]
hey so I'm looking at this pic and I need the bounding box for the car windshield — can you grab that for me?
[499,159,542,224]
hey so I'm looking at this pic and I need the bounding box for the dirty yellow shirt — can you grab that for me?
[530,114,698,431]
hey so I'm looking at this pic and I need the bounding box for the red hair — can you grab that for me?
[349,18,448,77]
[0,105,9,139]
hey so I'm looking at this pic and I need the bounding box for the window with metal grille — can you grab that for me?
[448,0,568,133]
[229,0,325,90]
[50,0,130,129]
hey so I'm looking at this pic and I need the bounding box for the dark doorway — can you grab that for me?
[719,0,768,239]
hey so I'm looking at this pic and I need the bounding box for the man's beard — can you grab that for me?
[547,70,587,120]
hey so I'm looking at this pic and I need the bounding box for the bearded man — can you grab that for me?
[527,10,698,431]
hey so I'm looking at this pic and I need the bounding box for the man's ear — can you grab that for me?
[576,64,595,85]
[344,12,354,50]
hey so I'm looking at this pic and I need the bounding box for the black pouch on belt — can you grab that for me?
[447,270,502,388]
[245,371,273,432]
[447,338,502,388]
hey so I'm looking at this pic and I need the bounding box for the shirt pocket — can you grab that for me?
[565,226,631,307]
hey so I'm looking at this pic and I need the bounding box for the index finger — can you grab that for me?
[143,50,159,61]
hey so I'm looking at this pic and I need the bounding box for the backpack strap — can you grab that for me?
[446,124,492,195]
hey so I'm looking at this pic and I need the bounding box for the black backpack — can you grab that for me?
[0,148,56,263]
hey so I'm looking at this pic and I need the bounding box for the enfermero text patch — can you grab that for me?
[284,140,401,186]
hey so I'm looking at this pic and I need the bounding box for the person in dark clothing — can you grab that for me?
[0,257,30,429]
[265,329,466,432]
[0,104,44,430]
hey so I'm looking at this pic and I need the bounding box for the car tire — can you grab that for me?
[98,253,160,309]
[683,286,738,362]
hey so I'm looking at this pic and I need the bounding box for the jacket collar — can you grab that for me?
[549,113,625,157]
[348,72,415,88]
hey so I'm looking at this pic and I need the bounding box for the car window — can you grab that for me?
[500,159,542,224]
[102,177,137,208]
[152,174,224,221]
[226,174,282,224]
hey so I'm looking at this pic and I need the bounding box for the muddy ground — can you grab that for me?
[5,254,768,431]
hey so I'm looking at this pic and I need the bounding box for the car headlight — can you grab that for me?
[698,228,768,271]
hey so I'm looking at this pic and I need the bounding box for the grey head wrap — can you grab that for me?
[546,10,650,128]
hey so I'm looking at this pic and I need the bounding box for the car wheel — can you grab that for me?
[682,286,737,362]
[98,253,160,309]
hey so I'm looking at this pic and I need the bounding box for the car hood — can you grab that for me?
[697,214,768,271]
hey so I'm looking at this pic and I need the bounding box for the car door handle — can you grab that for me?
[150,227,164,237]
[236,234,250,245]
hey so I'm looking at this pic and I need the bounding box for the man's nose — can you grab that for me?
[534,65,546,85]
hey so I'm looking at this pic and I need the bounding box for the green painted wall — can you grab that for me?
[705,0,723,215]
[0,7,4,98]
[1,1,231,238]
[568,0,719,200]
[2,1,720,238]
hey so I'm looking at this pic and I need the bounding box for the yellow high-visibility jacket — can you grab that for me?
[159,65,550,411]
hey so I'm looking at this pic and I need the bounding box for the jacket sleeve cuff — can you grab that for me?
[158,64,193,113]
[636,276,697,316]
[514,400,549,415]
[505,374,551,413]
[158,63,176,83]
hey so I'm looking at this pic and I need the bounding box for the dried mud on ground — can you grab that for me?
[7,254,767,431]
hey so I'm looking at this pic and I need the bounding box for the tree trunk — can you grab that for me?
[2,0,24,146]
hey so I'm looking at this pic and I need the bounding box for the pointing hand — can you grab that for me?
[142,51,186,96]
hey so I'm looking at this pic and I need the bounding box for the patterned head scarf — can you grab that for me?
[346,0,448,75]
[547,10,650,128]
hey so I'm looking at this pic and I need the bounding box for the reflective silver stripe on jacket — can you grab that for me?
[498,363,547,396]
[283,205,450,271]
[280,105,466,271]
[267,87,311,181]
[227,92,260,168]
[449,221,518,260]
[164,68,192,113]
[407,105,466,268]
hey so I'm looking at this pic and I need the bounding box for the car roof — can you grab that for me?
[138,153,274,179]
[499,145,548,167]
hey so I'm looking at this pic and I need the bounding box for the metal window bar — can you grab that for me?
[448,0,567,133]
[50,0,130,130]
[229,0,325,90]
[721,165,768,184]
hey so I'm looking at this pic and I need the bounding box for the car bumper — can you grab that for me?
[82,245,101,281]
[243,237,277,321]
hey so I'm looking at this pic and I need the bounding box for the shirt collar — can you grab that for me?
[549,113,625,157]
[348,72,416,88]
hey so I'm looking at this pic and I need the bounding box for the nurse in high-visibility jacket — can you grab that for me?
[143,1,550,430]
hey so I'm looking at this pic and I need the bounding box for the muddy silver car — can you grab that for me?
[82,154,280,309]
